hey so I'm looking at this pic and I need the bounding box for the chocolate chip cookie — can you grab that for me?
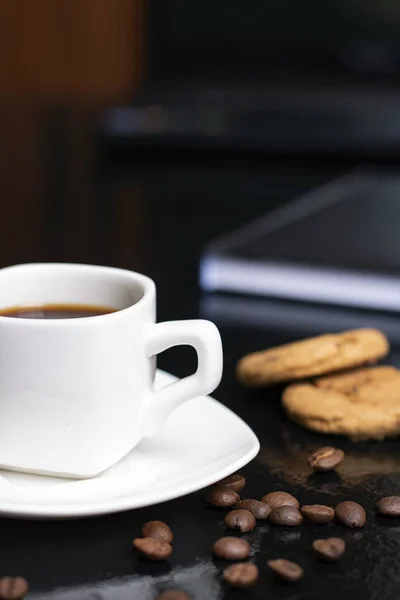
[282,366,400,440]
[236,329,389,387]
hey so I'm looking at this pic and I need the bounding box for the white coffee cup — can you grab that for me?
[0,263,223,478]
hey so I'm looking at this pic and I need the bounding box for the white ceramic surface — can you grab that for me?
[0,369,260,519]
[0,263,223,478]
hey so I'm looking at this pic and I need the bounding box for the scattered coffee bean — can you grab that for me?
[133,537,172,561]
[205,487,240,508]
[0,576,29,599]
[261,491,299,509]
[312,537,346,562]
[156,590,191,600]
[213,537,251,560]
[236,499,271,520]
[267,559,304,583]
[223,562,259,588]
[300,504,335,525]
[269,505,303,527]
[141,520,173,543]
[308,447,344,472]
[376,496,400,517]
[335,501,366,528]
[224,509,256,533]
[216,473,246,493]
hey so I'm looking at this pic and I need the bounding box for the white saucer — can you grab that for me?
[0,369,259,519]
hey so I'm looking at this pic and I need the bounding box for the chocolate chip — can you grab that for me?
[0,577,29,599]
[223,562,259,588]
[261,491,299,509]
[156,590,191,600]
[267,559,304,583]
[335,501,366,528]
[224,509,256,533]
[216,473,246,493]
[300,504,335,524]
[213,537,251,560]
[141,520,173,543]
[377,496,400,517]
[133,537,172,561]
[313,538,346,562]
[205,487,240,508]
[308,447,344,472]
[236,499,271,520]
[269,505,303,526]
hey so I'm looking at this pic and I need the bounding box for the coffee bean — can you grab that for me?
[313,537,346,562]
[133,537,172,561]
[216,473,246,493]
[141,520,173,543]
[267,559,304,583]
[308,447,344,472]
[0,577,29,599]
[156,590,191,600]
[223,562,259,588]
[236,499,271,520]
[224,509,256,533]
[261,491,299,509]
[269,505,303,526]
[335,501,366,528]
[213,537,251,560]
[377,496,400,517]
[300,504,335,524]
[205,487,240,508]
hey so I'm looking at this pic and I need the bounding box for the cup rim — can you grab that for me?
[0,263,155,326]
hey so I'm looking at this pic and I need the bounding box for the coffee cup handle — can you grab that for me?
[144,319,223,436]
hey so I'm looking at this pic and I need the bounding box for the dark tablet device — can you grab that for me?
[200,170,400,311]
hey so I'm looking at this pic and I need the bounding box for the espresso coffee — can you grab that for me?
[0,304,117,319]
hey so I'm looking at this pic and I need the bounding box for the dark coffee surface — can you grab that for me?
[0,304,116,319]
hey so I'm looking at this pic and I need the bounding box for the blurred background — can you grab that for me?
[106,0,400,155]
[2,0,400,321]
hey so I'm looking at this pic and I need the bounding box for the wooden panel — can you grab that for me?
[0,104,45,265]
[0,0,145,100]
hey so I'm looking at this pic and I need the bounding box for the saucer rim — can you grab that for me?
[0,369,260,519]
